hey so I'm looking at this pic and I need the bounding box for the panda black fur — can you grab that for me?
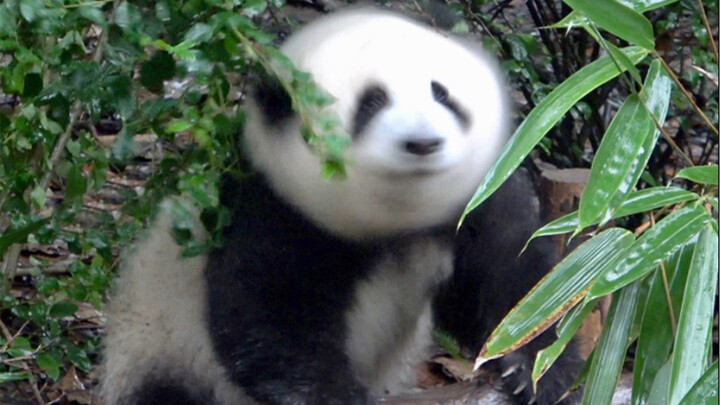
[101,9,583,405]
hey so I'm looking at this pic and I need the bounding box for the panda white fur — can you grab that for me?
[101,8,583,405]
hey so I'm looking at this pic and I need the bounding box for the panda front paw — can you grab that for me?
[496,348,582,405]
[497,352,538,405]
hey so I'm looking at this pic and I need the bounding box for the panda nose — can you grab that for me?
[403,138,445,156]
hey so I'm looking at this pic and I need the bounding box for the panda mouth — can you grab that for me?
[380,164,453,178]
[359,148,458,178]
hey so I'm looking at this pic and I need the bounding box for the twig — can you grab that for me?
[0,320,30,352]
[0,317,13,341]
[655,52,719,138]
[695,0,719,64]
[0,319,45,404]
[640,94,696,167]
[658,262,677,334]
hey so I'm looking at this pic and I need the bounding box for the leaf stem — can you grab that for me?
[654,52,719,138]
[695,0,719,64]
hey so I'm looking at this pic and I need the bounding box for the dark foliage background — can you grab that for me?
[0,0,716,403]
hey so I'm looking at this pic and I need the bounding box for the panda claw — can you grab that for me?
[512,380,528,396]
[529,395,537,404]
[501,363,520,378]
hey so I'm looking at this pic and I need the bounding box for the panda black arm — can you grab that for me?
[434,169,584,405]
[204,176,374,405]
[209,313,369,405]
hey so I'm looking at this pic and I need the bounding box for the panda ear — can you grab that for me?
[251,70,294,128]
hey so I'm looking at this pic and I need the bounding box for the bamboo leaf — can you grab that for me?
[582,281,641,405]
[553,0,679,30]
[675,165,719,185]
[632,245,694,405]
[533,299,597,383]
[647,360,672,405]
[563,0,655,49]
[679,361,719,405]
[529,186,697,241]
[668,226,718,405]
[579,61,672,228]
[530,213,580,240]
[603,39,644,85]
[613,187,697,217]
[589,206,711,299]
[607,60,673,214]
[462,47,649,223]
[579,94,658,227]
[617,0,680,11]
[480,228,634,360]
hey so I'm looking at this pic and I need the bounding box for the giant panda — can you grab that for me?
[100,8,584,405]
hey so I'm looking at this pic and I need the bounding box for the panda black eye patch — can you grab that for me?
[352,84,389,137]
[431,81,470,129]
[252,71,294,129]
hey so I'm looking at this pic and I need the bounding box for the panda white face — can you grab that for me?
[243,9,509,240]
[351,80,469,176]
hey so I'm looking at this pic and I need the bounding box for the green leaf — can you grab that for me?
[111,126,136,161]
[19,0,42,22]
[8,336,33,357]
[172,41,194,60]
[579,94,655,226]
[49,301,78,318]
[462,46,649,222]
[37,278,61,295]
[78,5,107,26]
[563,0,655,49]
[533,299,597,383]
[579,61,672,228]
[625,61,673,173]
[530,186,697,240]
[578,21,644,86]
[529,212,580,239]
[648,360,672,405]
[47,94,70,128]
[616,0,680,12]
[589,206,711,299]
[480,228,634,359]
[65,165,88,204]
[582,281,641,405]
[632,245,693,405]
[668,226,718,405]
[184,23,214,43]
[167,120,192,133]
[612,187,697,217]
[66,344,92,372]
[242,0,268,17]
[679,361,719,405]
[603,39,643,85]
[0,219,48,256]
[37,352,60,380]
[675,165,719,185]
[178,171,219,209]
[30,185,47,209]
[0,4,18,36]
[114,1,143,31]
[603,60,672,218]
[0,372,32,383]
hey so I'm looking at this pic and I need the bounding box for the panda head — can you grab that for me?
[243,9,510,240]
